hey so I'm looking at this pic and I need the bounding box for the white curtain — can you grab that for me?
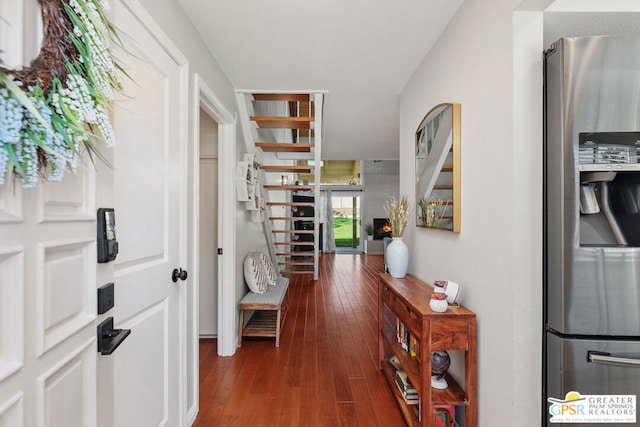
[323,189,336,253]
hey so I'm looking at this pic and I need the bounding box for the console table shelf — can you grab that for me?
[378,273,477,427]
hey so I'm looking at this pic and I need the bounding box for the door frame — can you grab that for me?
[331,189,363,253]
[187,74,236,424]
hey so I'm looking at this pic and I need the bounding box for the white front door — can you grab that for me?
[99,2,188,426]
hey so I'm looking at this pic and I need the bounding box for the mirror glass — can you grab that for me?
[415,103,460,232]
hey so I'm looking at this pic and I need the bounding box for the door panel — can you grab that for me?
[39,171,95,222]
[37,239,95,356]
[114,303,167,426]
[38,338,96,427]
[0,248,23,382]
[107,2,186,426]
[0,393,23,426]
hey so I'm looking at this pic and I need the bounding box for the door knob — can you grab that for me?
[172,268,188,282]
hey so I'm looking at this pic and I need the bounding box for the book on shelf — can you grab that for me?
[395,319,420,357]
[394,370,416,393]
[390,358,420,404]
[389,355,403,371]
[395,381,419,404]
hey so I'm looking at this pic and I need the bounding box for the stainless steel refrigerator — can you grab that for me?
[544,35,640,426]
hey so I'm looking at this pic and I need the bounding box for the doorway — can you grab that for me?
[332,193,362,253]
[198,108,218,338]
[186,75,236,425]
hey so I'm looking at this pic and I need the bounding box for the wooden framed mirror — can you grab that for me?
[415,103,461,232]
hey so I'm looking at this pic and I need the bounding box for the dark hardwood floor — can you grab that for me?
[194,253,405,426]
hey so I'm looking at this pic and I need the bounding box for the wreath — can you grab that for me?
[0,0,125,188]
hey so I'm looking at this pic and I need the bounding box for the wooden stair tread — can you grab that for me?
[441,165,453,172]
[252,93,310,102]
[274,242,316,246]
[267,202,314,207]
[251,116,313,129]
[433,184,453,190]
[276,252,314,257]
[269,216,314,221]
[279,261,315,266]
[263,185,314,191]
[272,230,314,234]
[256,143,314,153]
[261,165,314,173]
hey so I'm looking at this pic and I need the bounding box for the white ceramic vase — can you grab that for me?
[386,237,408,278]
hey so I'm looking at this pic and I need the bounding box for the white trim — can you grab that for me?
[313,93,324,280]
[187,75,201,426]
[234,89,328,95]
[201,82,235,124]
[217,123,237,357]
[178,62,190,427]
[119,0,188,66]
[195,76,238,356]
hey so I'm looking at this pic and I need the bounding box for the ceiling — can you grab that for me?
[178,0,464,160]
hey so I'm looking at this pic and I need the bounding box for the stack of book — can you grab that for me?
[395,369,419,405]
[389,356,456,425]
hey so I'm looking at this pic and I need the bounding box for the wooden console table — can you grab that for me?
[378,273,477,426]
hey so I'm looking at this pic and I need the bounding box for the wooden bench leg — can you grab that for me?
[238,309,245,347]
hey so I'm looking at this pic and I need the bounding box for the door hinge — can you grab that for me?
[217,248,223,255]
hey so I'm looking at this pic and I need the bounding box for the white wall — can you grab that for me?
[400,0,533,424]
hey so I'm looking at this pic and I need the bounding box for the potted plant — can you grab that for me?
[365,223,374,240]
[384,195,410,278]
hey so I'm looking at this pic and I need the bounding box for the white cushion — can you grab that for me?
[253,251,278,286]
[243,253,268,294]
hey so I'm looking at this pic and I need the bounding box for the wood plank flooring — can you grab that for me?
[194,253,404,426]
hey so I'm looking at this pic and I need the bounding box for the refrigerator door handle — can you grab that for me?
[588,350,640,367]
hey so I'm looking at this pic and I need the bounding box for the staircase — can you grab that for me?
[235,91,324,280]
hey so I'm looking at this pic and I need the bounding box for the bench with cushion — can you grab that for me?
[238,276,289,347]
[238,251,289,347]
